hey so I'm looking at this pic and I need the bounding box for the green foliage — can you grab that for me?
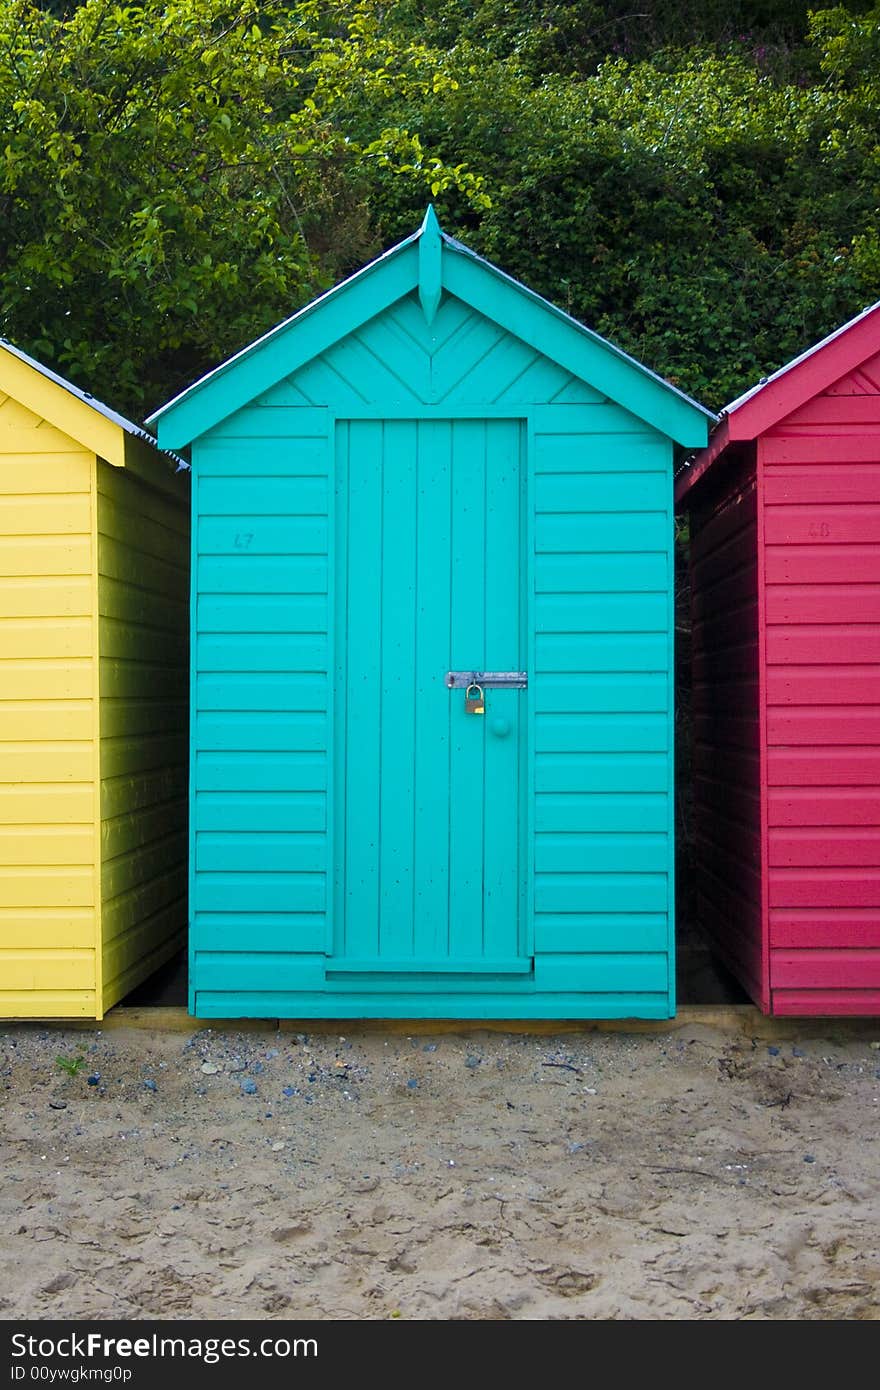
[55,1051,86,1076]
[1,0,879,417]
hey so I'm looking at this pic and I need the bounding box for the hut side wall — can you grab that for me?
[0,398,99,1017]
[762,357,880,1015]
[188,290,677,1018]
[96,458,189,1012]
[689,451,765,1007]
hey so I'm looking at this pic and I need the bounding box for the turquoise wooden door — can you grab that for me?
[332,417,528,977]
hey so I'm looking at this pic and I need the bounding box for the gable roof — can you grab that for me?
[676,299,880,504]
[0,337,167,471]
[148,207,715,450]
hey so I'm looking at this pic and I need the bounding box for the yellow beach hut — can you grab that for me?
[0,340,189,1018]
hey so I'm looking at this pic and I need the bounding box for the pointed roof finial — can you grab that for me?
[418,206,443,325]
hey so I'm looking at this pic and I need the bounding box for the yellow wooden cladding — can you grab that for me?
[0,342,188,1017]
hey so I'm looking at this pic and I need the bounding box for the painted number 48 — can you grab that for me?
[808,520,831,539]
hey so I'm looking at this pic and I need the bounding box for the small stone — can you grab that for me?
[241,1079,258,1095]
[143,1078,158,1092]
[49,1101,67,1111]
[792,1046,805,1058]
[406,1079,418,1089]
[271,1141,285,1152]
[423,1043,437,1053]
[767,1046,780,1056]
[200,1063,220,1075]
[465,1055,481,1069]
[228,1061,246,1074]
[568,1142,585,1154]
[307,1074,317,1083]
[252,1062,264,1075]
[282,1086,295,1097]
[86,1074,100,1086]
[803,1154,816,1163]
[265,1049,279,1059]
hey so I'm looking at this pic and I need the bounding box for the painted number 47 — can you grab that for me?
[234,532,254,549]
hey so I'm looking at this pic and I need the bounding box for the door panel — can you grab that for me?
[333,418,526,972]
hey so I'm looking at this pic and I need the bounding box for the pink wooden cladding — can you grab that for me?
[689,460,766,1007]
[761,354,880,1014]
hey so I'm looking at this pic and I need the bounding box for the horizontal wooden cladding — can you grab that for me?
[198,594,327,634]
[102,798,186,862]
[536,793,667,832]
[535,511,668,553]
[533,430,665,466]
[691,564,757,620]
[537,633,666,673]
[766,666,880,706]
[97,536,183,600]
[197,673,327,713]
[98,577,186,632]
[0,534,91,577]
[535,471,667,512]
[0,743,94,782]
[771,988,880,1016]
[770,908,880,949]
[0,824,93,865]
[536,712,668,753]
[692,641,758,682]
[693,713,759,752]
[196,634,326,673]
[770,948,880,989]
[766,624,880,665]
[769,827,880,867]
[690,518,756,590]
[768,746,880,785]
[0,699,91,741]
[195,872,325,913]
[198,517,328,556]
[197,555,327,595]
[534,873,667,913]
[766,707,880,745]
[533,953,668,993]
[765,543,878,584]
[193,913,326,954]
[536,751,667,793]
[764,503,880,547]
[196,712,326,752]
[536,833,667,873]
[534,913,668,953]
[197,437,329,476]
[0,659,90,702]
[0,783,92,824]
[0,906,94,949]
[197,791,326,832]
[536,552,667,591]
[764,463,880,505]
[0,575,91,619]
[768,787,880,826]
[0,865,93,906]
[199,476,327,517]
[534,672,668,712]
[691,601,758,650]
[0,949,95,991]
[695,831,761,901]
[101,833,186,903]
[196,832,325,872]
[775,394,880,429]
[692,677,758,715]
[769,867,880,907]
[694,774,760,829]
[196,751,327,792]
[762,434,880,464]
[0,989,97,1018]
[765,583,880,624]
[1,494,90,535]
[97,472,187,543]
[535,592,667,633]
[0,451,92,494]
[0,616,92,659]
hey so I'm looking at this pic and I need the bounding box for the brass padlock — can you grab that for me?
[465,682,485,715]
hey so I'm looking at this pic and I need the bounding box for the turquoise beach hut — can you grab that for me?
[149,211,712,1020]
